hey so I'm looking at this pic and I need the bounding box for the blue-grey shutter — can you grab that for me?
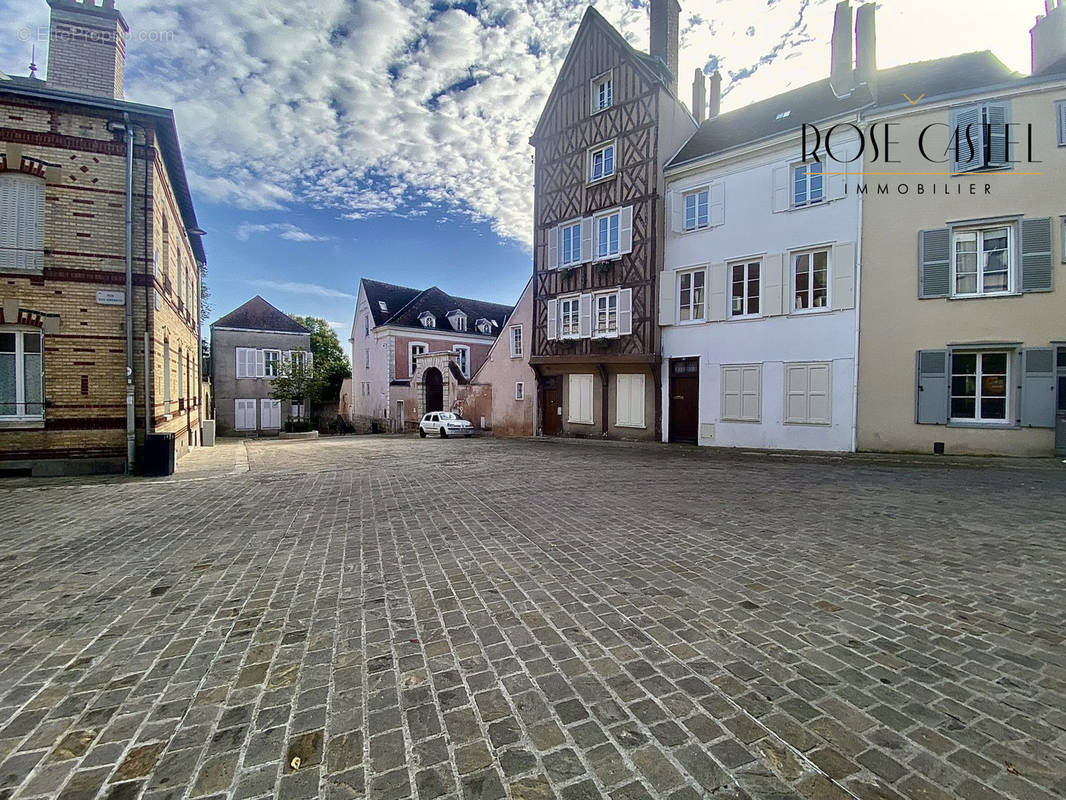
[951,105,982,173]
[1020,347,1055,428]
[916,349,949,424]
[919,228,951,298]
[1020,217,1053,292]
[985,102,1010,167]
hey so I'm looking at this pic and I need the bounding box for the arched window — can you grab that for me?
[0,173,45,270]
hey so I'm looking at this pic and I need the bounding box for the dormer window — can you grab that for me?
[475,318,492,335]
[591,72,612,114]
[446,310,468,332]
[419,311,436,328]
[378,301,388,312]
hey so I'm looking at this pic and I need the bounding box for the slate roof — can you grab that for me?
[362,280,513,338]
[668,51,1019,168]
[212,296,309,334]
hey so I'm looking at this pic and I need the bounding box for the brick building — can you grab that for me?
[0,0,206,475]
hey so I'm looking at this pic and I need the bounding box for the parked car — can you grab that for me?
[419,412,474,438]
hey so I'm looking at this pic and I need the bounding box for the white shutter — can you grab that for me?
[831,242,856,310]
[619,206,633,255]
[658,270,675,326]
[741,365,761,422]
[762,253,786,316]
[22,178,44,269]
[255,349,265,378]
[708,263,727,321]
[547,226,559,270]
[580,218,593,262]
[669,190,683,233]
[784,364,809,423]
[827,145,852,201]
[616,373,645,428]
[618,288,633,335]
[546,298,558,341]
[0,176,17,269]
[807,363,831,424]
[721,366,742,421]
[771,165,790,212]
[235,347,250,378]
[568,374,594,424]
[1058,101,1066,146]
[260,399,281,429]
[578,293,592,338]
[708,182,724,227]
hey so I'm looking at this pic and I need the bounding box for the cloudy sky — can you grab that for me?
[0,0,1046,336]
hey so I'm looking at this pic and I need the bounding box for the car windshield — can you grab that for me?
[439,413,456,420]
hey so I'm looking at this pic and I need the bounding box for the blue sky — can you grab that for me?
[0,0,1045,341]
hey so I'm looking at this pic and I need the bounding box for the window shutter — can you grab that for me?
[807,363,831,424]
[578,293,592,338]
[669,190,683,233]
[255,349,265,378]
[618,288,633,335]
[915,349,949,424]
[771,165,789,212]
[546,298,558,340]
[827,144,852,201]
[1020,217,1053,292]
[762,253,786,316]
[1059,101,1066,146]
[951,105,982,173]
[832,242,856,310]
[918,228,951,298]
[619,206,634,255]
[986,102,1010,167]
[547,226,558,270]
[658,270,675,325]
[235,347,244,378]
[616,373,645,427]
[708,182,724,227]
[708,263,727,321]
[0,177,17,269]
[741,366,761,422]
[580,218,593,262]
[721,366,742,420]
[1020,347,1056,428]
[784,364,809,424]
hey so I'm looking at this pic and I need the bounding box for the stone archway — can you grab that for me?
[424,367,444,413]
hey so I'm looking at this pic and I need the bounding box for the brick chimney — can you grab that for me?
[708,70,722,118]
[650,0,681,94]
[829,0,855,95]
[46,0,129,99]
[1031,0,1066,75]
[691,69,706,122]
[854,3,876,88]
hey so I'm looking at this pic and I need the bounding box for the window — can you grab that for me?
[234,399,256,430]
[0,173,45,270]
[951,102,1010,172]
[235,347,258,378]
[792,162,824,207]
[591,72,612,113]
[364,349,370,369]
[476,318,492,335]
[568,374,594,424]
[730,261,761,318]
[684,188,709,231]
[721,364,761,422]
[1058,101,1066,147]
[784,362,831,424]
[364,315,370,336]
[409,343,427,376]
[289,350,310,369]
[263,349,281,378]
[792,248,830,311]
[560,296,580,339]
[560,221,582,266]
[953,226,1011,296]
[678,270,705,322]
[455,345,470,377]
[595,211,620,258]
[950,352,1010,423]
[378,300,388,313]
[515,381,525,400]
[509,325,523,357]
[419,312,436,328]
[593,292,618,337]
[0,330,43,420]
[589,143,615,182]
[448,312,467,332]
[615,373,645,428]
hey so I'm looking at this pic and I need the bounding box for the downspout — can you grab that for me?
[850,110,864,454]
[123,113,135,473]
[144,131,152,437]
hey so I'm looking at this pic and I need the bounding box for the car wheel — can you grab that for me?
[419,427,427,438]
[440,428,448,439]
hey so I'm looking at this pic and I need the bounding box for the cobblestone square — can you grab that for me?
[1,437,1064,800]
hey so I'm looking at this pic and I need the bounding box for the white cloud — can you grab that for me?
[250,280,355,300]
[236,222,333,242]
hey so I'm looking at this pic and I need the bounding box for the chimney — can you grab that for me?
[829,0,855,94]
[45,0,129,99]
[650,0,681,94]
[708,70,722,118]
[691,69,706,122]
[854,3,876,88]
[1031,0,1066,75]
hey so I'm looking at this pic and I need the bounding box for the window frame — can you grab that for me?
[263,349,282,378]
[591,71,613,114]
[448,311,468,332]
[790,247,832,313]
[683,187,710,232]
[454,345,470,377]
[559,295,581,340]
[677,268,706,324]
[408,342,428,376]
[593,290,619,338]
[515,381,525,401]
[509,325,523,358]
[950,224,1013,297]
[729,259,762,319]
[559,219,583,266]
[594,210,621,259]
[588,141,616,183]
[949,350,1012,424]
[419,312,436,328]
[0,328,44,421]
[791,161,825,208]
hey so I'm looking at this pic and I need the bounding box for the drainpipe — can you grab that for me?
[850,110,863,454]
[144,135,152,437]
[123,113,135,472]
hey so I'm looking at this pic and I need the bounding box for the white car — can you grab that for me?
[419,412,474,438]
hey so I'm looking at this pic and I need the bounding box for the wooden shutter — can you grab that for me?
[950,105,982,172]
[1020,347,1056,428]
[568,374,594,424]
[915,349,949,424]
[0,176,17,269]
[547,226,558,269]
[1020,217,1053,292]
[918,228,951,298]
[578,293,592,338]
[658,270,675,325]
[669,190,683,233]
[762,253,786,316]
[771,165,789,212]
[616,373,645,427]
[19,177,44,269]
[619,206,633,255]
[618,288,633,335]
[807,363,831,424]
[740,365,762,422]
[784,364,809,423]
[721,366,742,421]
[580,218,593,262]
[255,349,265,378]
[827,144,852,201]
[708,263,727,321]
[832,242,856,310]
[546,298,558,340]
[708,182,724,227]
[986,102,1010,167]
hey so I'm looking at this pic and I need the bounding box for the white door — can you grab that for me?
[260,399,281,429]
[235,399,256,430]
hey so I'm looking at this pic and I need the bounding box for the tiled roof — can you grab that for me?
[362,280,513,338]
[360,279,422,327]
[212,296,309,334]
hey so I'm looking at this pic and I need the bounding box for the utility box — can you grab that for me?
[202,419,216,447]
[143,432,176,477]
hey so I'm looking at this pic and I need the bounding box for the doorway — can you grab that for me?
[424,368,444,413]
[541,376,562,436]
[669,358,700,443]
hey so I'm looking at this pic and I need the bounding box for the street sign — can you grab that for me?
[96,290,125,306]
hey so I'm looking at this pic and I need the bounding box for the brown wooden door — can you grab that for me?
[541,376,562,436]
[424,368,443,413]
[669,359,699,443]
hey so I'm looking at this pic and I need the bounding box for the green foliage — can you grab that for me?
[270,349,325,421]
[288,314,351,399]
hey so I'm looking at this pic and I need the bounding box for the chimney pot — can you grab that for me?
[708,70,722,118]
[1031,0,1066,74]
[830,0,855,94]
[45,0,128,99]
[691,68,706,123]
[855,3,876,90]
[649,0,681,95]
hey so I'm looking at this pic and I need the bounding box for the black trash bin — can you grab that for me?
[143,432,176,477]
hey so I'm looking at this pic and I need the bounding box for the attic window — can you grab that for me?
[475,318,492,335]
[378,301,388,312]
[446,310,468,332]
[419,312,436,328]
[775,110,791,120]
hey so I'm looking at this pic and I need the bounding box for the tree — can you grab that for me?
[271,349,325,429]
[288,315,351,400]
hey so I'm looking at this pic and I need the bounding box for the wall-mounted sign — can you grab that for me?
[96,290,125,306]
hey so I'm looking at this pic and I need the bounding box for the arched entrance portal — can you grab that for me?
[424,367,444,413]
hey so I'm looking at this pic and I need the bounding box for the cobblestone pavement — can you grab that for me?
[1,436,1065,800]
